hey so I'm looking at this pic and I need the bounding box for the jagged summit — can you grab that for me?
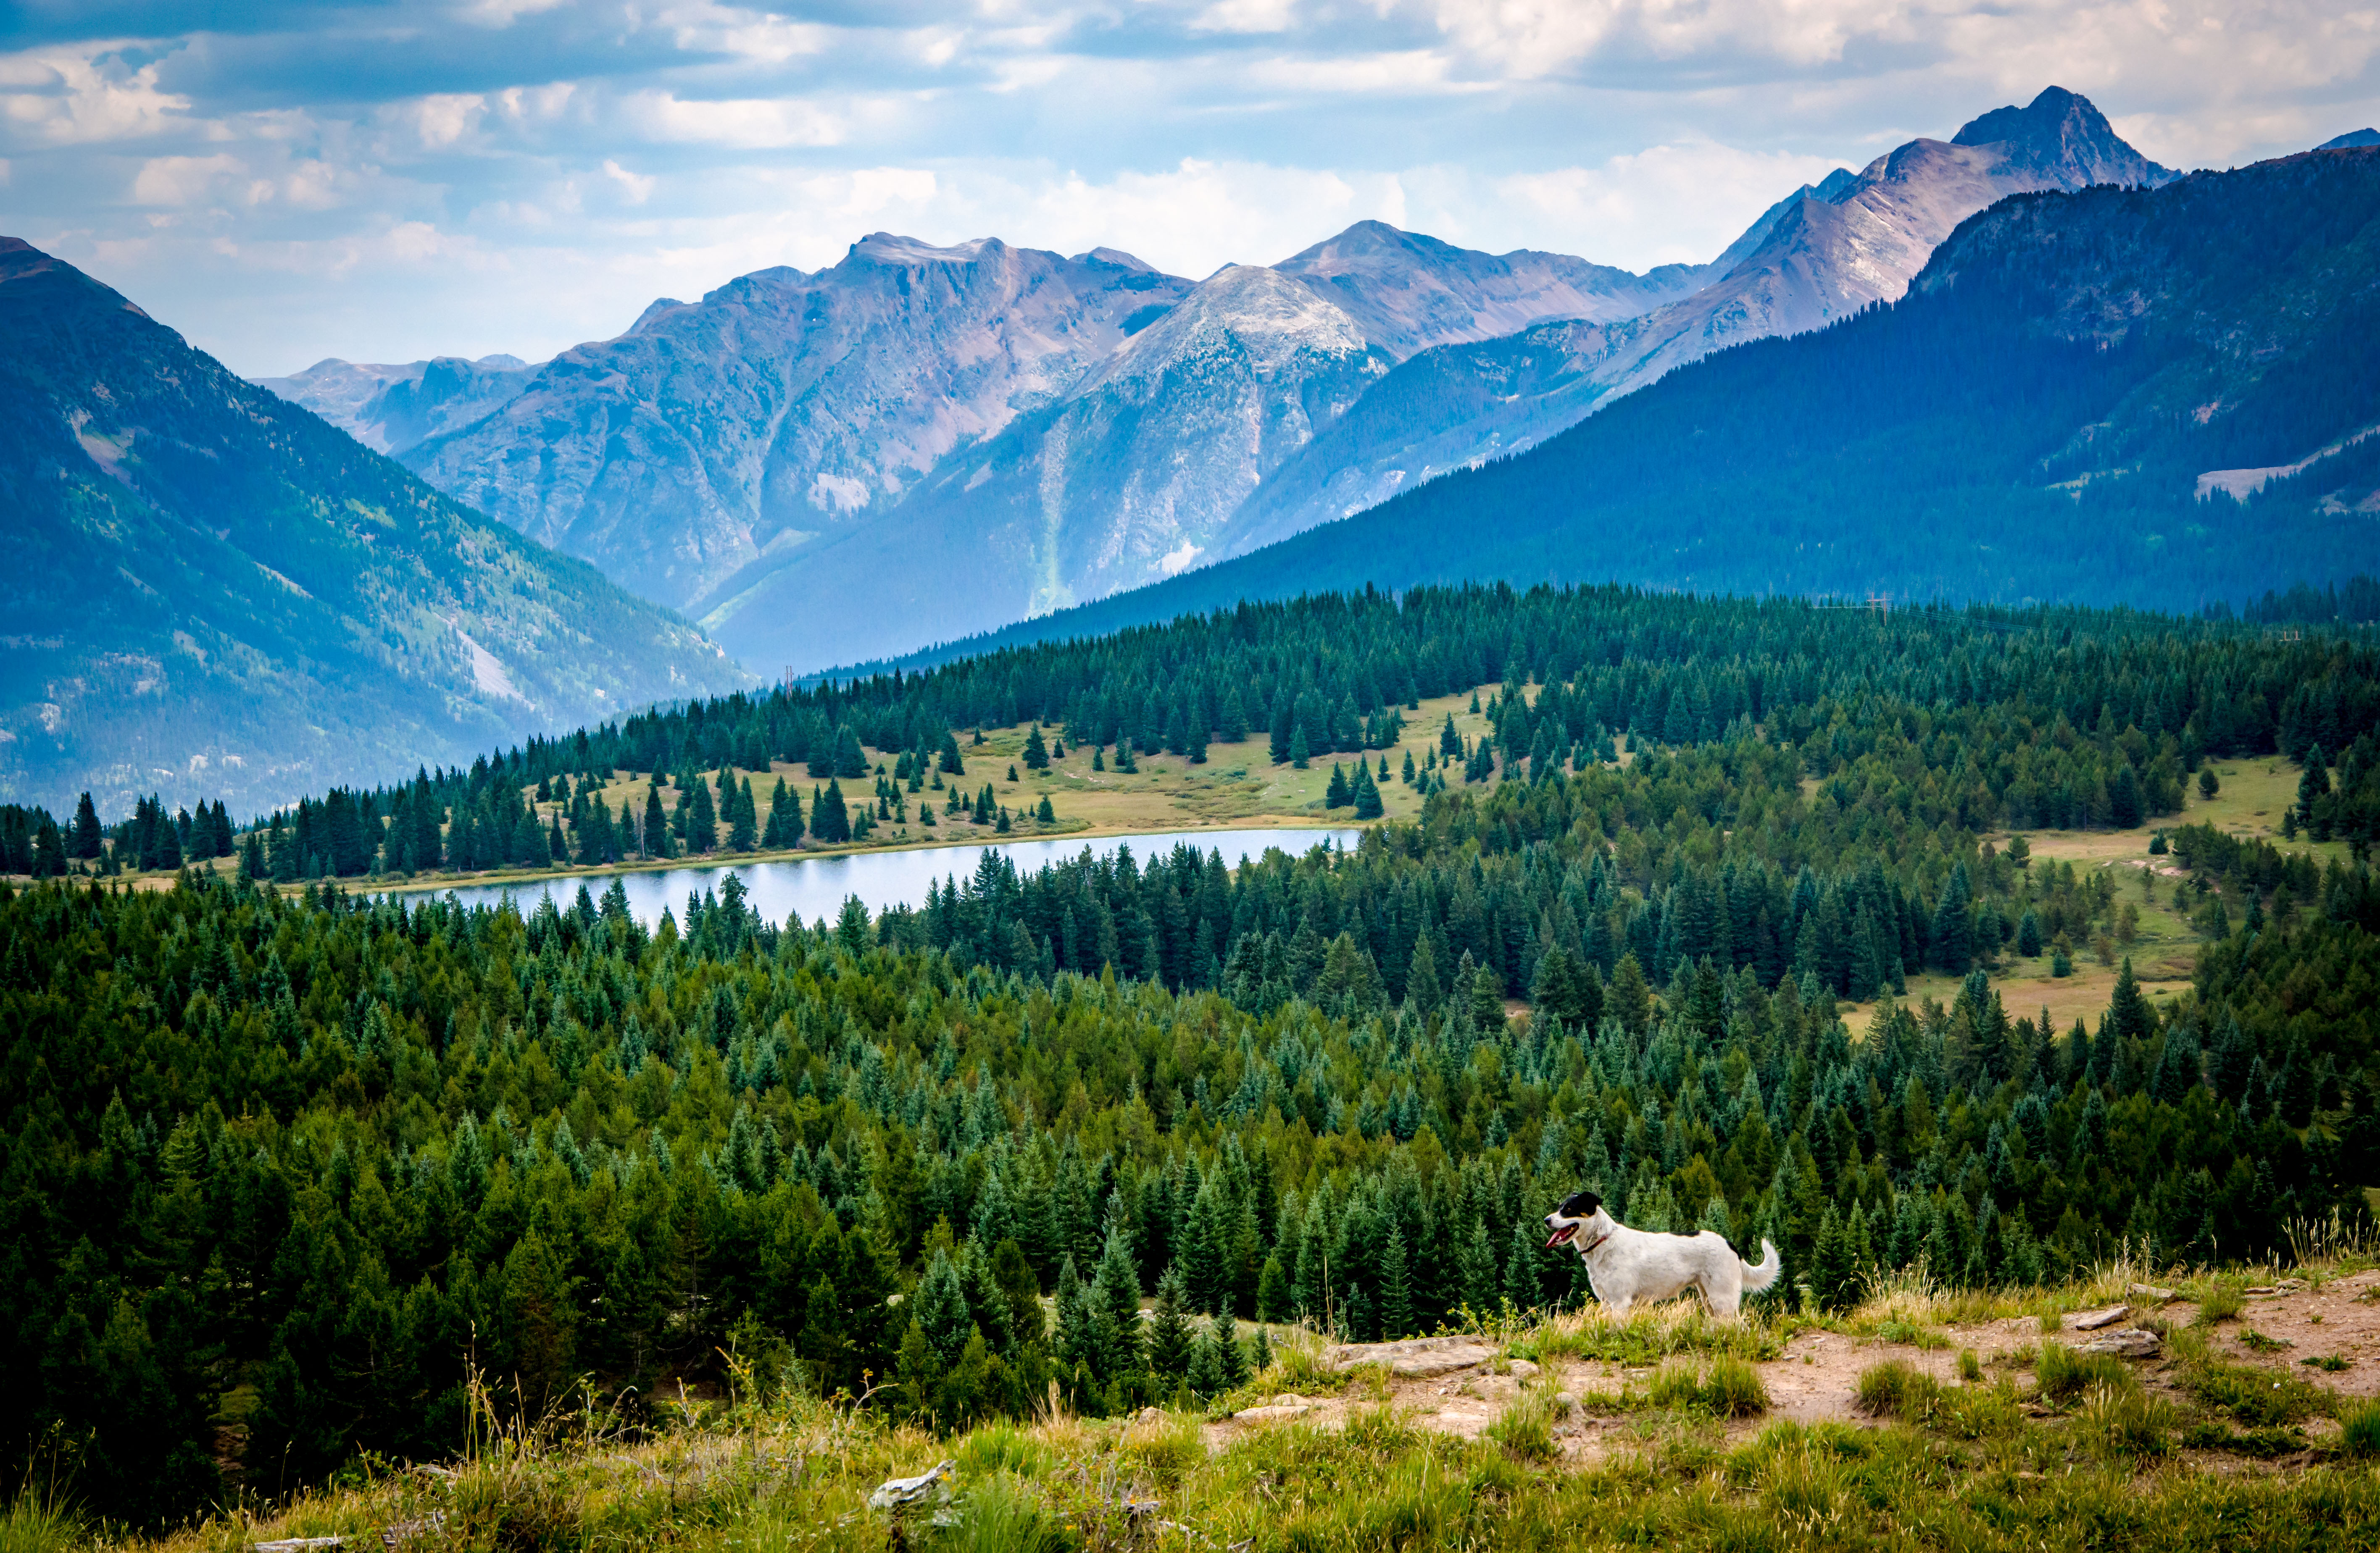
[1953,85,2177,187]
[848,233,995,265]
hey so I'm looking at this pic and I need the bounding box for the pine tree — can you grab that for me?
[644,780,671,858]
[914,1248,976,1367]
[813,781,850,844]
[1324,762,1351,807]
[1404,934,1444,1013]
[68,794,103,859]
[1290,725,1310,770]
[1503,1219,1542,1314]
[1352,762,1383,818]
[1023,725,1049,770]
[1608,952,1651,1034]
[1255,1253,1290,1323]
[1457,1217,1498,1321]
[30,819,66,878]
[1186,1320,1224,1395]
[2109,763,2145,828]
[2107,957,2153,1043]
[1148,1267,1195,1379]
[687,776,718,853]
[1468,962,1506,1031]
[1206,1314,1247,1392]
[2298,745,2330,828]
[1091,1222,1143,1381]
[729,778,758,850]
[833,726,869,779]
[1377,1225,1413,1338]
[1036,794,1056,824]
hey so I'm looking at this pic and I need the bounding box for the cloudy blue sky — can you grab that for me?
[5,0,2374,376]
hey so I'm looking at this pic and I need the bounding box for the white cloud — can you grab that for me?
[620,89,844,148]
[603,157,656,203]
[404,93,487,151]
[1495,143,1851,267]
[0,46,190,145]
[1247,50,1462,93]
[1190,0,1301,34]
[131,152,244,206]
[9,0,2378,378]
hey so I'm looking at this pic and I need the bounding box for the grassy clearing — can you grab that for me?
[337,683,1519,897]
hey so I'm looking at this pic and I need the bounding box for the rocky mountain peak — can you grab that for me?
[1953,85,2175,187]
[846,233,997,268]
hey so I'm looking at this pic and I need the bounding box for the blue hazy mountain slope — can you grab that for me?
[0,238,749,816]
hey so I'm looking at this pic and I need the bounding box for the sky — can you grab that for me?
[4,0,2376,377]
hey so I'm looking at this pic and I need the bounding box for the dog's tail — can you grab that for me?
[1741,1239,1782,1294]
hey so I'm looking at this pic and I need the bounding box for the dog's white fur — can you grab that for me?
[1542,1191,1780,1317]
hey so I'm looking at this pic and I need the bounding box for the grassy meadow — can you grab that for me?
[41,1246,2380,1553]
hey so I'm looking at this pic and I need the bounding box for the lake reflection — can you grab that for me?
[402,828,1360,929]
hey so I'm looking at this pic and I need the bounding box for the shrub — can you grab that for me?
[1855,1361,1944,1422]
[1958,1349,1984,1383]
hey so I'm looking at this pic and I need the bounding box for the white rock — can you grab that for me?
[2073,1328,2161,1359]
[1324,1336,1497,1377]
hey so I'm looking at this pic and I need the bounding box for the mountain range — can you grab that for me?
[0,238,748,817]
[248,87,2188,672]
[851,142,2380,673]
[21,86,2378,815]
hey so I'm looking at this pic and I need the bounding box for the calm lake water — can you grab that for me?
[406,828,1359,929]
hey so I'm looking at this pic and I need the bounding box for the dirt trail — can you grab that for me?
[1204,1273,2380,1459]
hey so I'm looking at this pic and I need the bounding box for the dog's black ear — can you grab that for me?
[1559,1190,1602,1217]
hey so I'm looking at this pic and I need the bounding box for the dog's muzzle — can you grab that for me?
[1543,1218,1577,1249]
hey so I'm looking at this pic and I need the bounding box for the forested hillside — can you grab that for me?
[848,147,2380,670]
[5,583,2379,1525]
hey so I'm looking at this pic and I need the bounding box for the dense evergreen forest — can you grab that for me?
[12,581,2380,878]
[5,584,2380,1527]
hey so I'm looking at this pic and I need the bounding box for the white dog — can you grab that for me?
[1542,1190,1780,1317]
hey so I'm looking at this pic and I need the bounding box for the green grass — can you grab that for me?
[1484,1389,1560,1461]
[2341,1399,2380,1459]
[1855,1359,1946,1422]
[0,1484,82,1553]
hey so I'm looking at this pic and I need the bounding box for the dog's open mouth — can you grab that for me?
[1544,1223,1577,1249]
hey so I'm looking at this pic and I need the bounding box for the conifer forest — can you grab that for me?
[4,585,2379,1525]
